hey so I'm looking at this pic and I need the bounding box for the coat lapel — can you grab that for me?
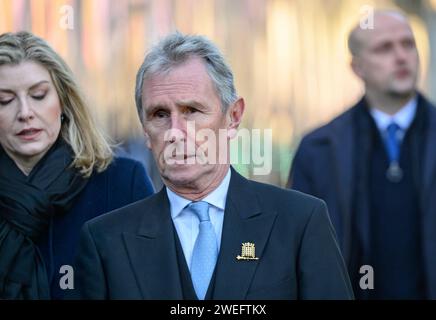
[419,97,436,298]
[328,105,357,264]
[421,97,436,205]
[122,189,183,299]
[212,168,277,299]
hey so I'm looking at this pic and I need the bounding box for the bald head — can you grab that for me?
[348,11,412,56]
[348,9,419,111]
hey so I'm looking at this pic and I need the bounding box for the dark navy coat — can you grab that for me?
[37,157,154,299]
[289,94,436,298]
[71,168,353,299]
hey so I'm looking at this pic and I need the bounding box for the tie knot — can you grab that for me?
[189,201,210,222]
[387,122,400,135]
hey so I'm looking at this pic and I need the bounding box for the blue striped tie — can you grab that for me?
[189,201,217,300]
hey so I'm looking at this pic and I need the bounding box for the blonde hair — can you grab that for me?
[0,31,113,177]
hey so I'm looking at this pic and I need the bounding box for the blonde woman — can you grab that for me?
[0,31,154,299]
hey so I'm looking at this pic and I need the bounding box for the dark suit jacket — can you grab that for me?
[71,168,353,299]
[289,93,436,298]
[37,157,154,299]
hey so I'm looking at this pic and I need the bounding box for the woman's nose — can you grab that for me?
[17,99,35,122]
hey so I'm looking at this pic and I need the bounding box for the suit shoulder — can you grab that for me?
[245,179,329,236]
[300,105,356,144]
[249,179,326,214]
[108,156,144,172]
[84,192,159,233]
[422,95,436,117]
[89,157,144,181]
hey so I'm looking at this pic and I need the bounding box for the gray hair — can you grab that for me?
[135,32,238,121]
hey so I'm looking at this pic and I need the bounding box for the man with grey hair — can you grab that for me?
[72,32,353,300]
[289,11,436,299]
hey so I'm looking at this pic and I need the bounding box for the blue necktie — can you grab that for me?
[189,201,217,300]
[384,122,401,164]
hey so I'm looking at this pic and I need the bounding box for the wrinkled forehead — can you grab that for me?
[144,57,210,83]
[142,58,215,100]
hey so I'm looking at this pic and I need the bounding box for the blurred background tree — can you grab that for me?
[1,0,434,189]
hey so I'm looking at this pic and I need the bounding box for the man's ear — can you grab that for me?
[226,97,245,138]
[143,130,152,149]
[351,56,364,79]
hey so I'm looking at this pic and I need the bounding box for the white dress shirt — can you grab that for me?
[370,96,418,141]
[166,169,231,270]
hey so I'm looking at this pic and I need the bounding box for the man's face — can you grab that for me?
[352,14,419,98]
[141,57,242,192]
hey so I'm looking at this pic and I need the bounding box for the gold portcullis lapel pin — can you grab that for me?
[236,242,259,261]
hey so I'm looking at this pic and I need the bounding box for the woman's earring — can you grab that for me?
[61,114,65,123]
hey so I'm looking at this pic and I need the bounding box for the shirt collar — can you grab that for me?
[166,168,232,219]
[369,96,418,132]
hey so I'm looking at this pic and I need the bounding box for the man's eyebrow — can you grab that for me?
[145,104,169,115]
[177,100,205,109]
[0,80,50,93]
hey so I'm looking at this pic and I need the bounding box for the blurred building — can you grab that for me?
[1,0,435,187]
